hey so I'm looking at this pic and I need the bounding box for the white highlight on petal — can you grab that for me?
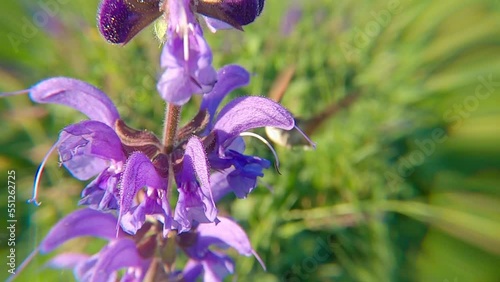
[171,0,195,61]
[108,160,124,174]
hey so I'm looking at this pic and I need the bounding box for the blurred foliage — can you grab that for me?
[1,0,499,281]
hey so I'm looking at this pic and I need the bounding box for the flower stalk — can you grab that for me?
[163,103,182,153]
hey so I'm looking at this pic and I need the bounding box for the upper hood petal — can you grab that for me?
[195,217,254,257]
[213,96,295,146]
[30,77,120,127]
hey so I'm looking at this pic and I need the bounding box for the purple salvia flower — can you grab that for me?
[11,78,173,235]
[166,64,299,201]
[3,63,312,281]
[200,64,251,130]
[39,209,149,282]
[14,211,262,281]
[204,93,295,199]
[179,217,265,281]
[2,65,304,233]
[174,136,218,232]
[156,0,217,105]
[117,152,171,234]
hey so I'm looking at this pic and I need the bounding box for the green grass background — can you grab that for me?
[0,0,499,281]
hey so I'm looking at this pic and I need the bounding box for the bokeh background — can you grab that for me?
[1,0,499,281]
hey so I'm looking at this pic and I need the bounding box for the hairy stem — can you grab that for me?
[163,103,182,153]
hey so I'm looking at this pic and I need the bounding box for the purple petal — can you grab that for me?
[79,171,120,211]
[30,77,119,127]
[174,137,217,232]
[183,260,203,281]
[97,0,162,44]
[195,217,254,257]
[90,239,142,282]
[120,188,172,235]
[184,136,215,211]
[200,65,250,127]
[118,152,166,232]
[59,121,125,181]
[40,209,118,253]
[157,68,198,106]
[157,26,217,105]
[47,253,89,269]
[203,17,234,32]
[75,255,103,282]
[213,96,295,146]
[120,258,151,282]
[201,251,234,282]
[209,171,232,203]
[167,0,197,27]
[226,151,270,198]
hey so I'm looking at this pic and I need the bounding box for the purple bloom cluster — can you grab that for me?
[4,0,313,281]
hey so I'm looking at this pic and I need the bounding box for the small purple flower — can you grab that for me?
[40,209,147,282]
[173,137,218,232]
[194,65,300,200]
[156,0,217,105]
[179,217,265,281]
[14,208,261,282]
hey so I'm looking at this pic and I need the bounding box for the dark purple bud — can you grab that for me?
[194,0,265,29]
[97,0,162,44]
